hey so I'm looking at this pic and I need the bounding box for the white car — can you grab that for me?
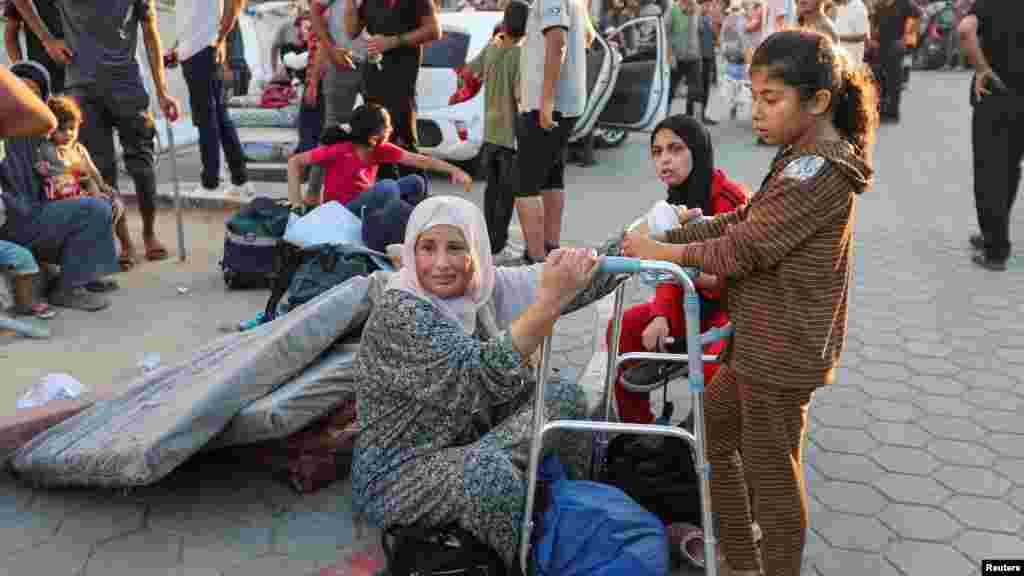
[415,11,671,166]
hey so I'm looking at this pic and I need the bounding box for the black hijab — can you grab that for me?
[651,115,715,213]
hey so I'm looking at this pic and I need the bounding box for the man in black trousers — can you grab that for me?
[960,0,1023,272]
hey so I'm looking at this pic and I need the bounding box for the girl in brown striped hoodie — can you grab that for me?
[623,30,879,576]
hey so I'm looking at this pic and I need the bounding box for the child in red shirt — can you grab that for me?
[287,103,472,217]
[606,114,748,424]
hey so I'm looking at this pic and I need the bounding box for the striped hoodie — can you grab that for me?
[665,140,872,389]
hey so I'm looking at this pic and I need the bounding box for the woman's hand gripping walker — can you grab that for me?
[518,256,733,576]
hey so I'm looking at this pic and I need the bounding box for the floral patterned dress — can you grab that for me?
[352,243,624,567]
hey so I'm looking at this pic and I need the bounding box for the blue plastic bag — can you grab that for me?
[533,456,669,576]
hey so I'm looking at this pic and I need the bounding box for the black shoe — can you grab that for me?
[620,337,689,391]
[880,113,900,124]
[969,233,986,251]
[702,117,719,126]
[972,253,1008,271]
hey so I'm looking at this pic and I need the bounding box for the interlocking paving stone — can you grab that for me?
[925,439,998,468]
[180,524,274,571]
[942,495,1024,534]
[1009,487,1024,513]
[918,415,987,442]
[988,434,1024,459]
[910,394,972,418]
[886,540,975,576]
[812,548,888,574]
[906,357,961,376]
[0,503,63,557]
[867,422,932,448]
[964,390,1022,412]
[871,445,942,475]
[218,555,318,576]
[860,346,907,364]
[814,481,887,516]
[872,473,952,506]
[809,452,885,484]
[907,375,967,396]
[271,510,357,565]
[954,531,1024,563]
[815,514,894,553]
[812,385,869,407]
[812,428,878,455]
[1,534,94,576]
[973,410,1024,435]
[879,503,963,541]
[859,363,912,382]
[856,379,914,400]
[994,347,1024,363]
[904,340,953,357]
[84,530,184,576]
[934,466,1013,498]
[810,404,873,429]
[965,370,1020,392]
[994,459,1024,486]
[866,399,917,423]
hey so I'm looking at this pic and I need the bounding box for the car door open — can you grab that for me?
[569,33,618,142]
[596,15,671,132]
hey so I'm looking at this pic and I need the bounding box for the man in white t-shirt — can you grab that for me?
[834,0,869,66]
[515,0,594,263]
[175,0,251,197]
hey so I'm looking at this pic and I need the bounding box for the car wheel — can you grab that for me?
[593,126,627,149]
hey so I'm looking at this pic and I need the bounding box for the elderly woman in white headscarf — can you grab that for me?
[352,196,626,568]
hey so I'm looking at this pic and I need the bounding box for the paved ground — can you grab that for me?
[1,69,1022,575]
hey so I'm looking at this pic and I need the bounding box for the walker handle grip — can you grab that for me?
[599,257,644,275]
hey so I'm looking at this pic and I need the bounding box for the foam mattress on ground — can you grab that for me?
[209,271,391,449]
[9,272,388,488]
[229,105,300,128]
[244,141,296,163]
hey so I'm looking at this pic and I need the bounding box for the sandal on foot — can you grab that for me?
[119,255,136,271]
[16,303,57,319]
[49,287,110,311]
[145,245,169,261]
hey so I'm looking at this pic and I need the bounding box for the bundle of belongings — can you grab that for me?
[7,270,390,493]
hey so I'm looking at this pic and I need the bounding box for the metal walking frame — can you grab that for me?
[518,257,734,576]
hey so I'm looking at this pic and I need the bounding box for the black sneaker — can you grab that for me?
[969,233,986,251]
[972,253,1008,271]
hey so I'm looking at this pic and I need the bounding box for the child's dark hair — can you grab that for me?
[48,95,82,130]
[321,103,391,147]
[503,0,529,38]
[751,30,879,159]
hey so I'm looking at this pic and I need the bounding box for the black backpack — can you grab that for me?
[381,524,509,576]
[601,406,703,527]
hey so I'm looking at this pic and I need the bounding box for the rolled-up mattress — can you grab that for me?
[229,105,300,128]
[207,341,361,450]
[243,141,296,163]
[9,274,377,488]
[227,94,266,108]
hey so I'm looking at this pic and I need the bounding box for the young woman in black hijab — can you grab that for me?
[605,114,749,424]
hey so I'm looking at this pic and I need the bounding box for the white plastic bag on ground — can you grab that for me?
[17,374,87,409]
[283,201,362,248]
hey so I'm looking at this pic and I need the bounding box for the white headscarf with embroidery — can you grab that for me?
[388,196,495,334]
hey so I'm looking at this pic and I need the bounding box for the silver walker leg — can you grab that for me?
[165,122,186,262]
[519,335,554,573]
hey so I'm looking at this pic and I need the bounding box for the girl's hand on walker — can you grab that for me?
[642,316,671,351]
[451,169,473,193]
[622,230,672,261]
